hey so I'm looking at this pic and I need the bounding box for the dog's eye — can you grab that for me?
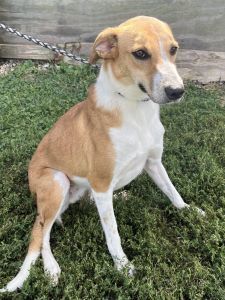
[170,46,178,56]
[132,50,150,60]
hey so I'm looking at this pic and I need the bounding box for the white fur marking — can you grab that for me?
[54,170,70,223]
[53,171,70,196]
[151,39,184,104]
[95,65,148,110]
[108,96,163,190]
[71,176,90,188]
[159,40,168,63]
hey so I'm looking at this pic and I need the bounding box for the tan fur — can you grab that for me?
[29,86,121,194]
[90,16,179,90]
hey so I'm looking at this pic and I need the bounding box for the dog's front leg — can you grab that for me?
[145,159,188,209]
[92,189,134,274]
[145,159,204,215]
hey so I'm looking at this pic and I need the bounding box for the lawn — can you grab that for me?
[0,61,225,299]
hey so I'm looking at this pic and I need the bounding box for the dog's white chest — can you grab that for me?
[110,102,164,190]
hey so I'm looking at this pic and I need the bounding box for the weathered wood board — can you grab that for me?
[0,0,225,51]
[0,44,55,60]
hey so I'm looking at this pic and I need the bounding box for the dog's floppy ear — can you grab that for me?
[89,27,118,64]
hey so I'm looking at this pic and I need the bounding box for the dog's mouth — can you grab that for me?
[138,83,147,94]
[138,83,155,103]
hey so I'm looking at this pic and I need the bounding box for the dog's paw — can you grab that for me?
[114,256,135,276]
[0,277,23,293]
[126,262,136,277]
[44,261,61,285]
[43,252,61,285]
[178,203,205,216]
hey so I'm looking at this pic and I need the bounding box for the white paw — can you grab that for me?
[114,256,135,276]
[44,260,61,285]
[0,274,26,292]
[177,203,205,216]
[126,262,136,276]
[42,251,61,285]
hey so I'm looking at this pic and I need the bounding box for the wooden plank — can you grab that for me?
[0,0,225,51]
[0,43,91,60]
[0,44,55,60]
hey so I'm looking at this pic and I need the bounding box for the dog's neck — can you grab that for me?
[95,64,154,111]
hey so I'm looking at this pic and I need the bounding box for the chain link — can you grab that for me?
[0,23,100,70]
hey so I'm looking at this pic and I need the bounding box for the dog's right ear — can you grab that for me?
[89,27,118,64]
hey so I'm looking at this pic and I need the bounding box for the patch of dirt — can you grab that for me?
[0,59,21,75]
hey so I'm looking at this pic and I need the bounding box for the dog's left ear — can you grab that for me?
[89,27,118,64]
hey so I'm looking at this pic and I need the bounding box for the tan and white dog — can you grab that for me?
[1,16,204,292]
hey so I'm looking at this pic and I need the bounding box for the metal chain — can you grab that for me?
[0,23,100,70]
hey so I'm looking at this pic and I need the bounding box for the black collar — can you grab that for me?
[117,92,124,97]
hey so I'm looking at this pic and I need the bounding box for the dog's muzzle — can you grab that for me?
[164,86,184,101]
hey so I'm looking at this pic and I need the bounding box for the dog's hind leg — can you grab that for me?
[0,169,70,292]
[41,171,70,284]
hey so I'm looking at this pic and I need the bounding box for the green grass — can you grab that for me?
[0,61,225,299]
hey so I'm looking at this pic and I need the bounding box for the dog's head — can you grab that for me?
[90,16,184,104]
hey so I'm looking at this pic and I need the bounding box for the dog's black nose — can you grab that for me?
[165,86,184,101]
